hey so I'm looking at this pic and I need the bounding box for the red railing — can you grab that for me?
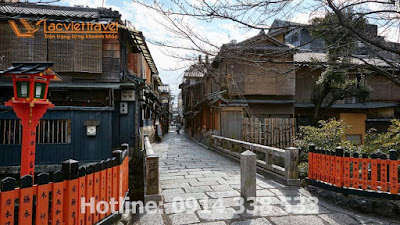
[0,149,129,225]
[308,145,399,195]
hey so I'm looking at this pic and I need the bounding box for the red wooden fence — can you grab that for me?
[0,149,129,225]
[308,145,399,195]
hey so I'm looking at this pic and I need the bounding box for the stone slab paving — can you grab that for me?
[149,132,400,225]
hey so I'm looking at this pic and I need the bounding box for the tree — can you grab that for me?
[309,12,372,124]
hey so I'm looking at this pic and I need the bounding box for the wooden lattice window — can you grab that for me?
[0,119,71,144]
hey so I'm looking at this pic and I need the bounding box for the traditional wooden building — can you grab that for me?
[181,31,296,144]
[293,52,400,144]
[269,19,400,144]
[158,84,171,135]
[181,25,400,147]
[180,56,208,138]
[0,3,164,174]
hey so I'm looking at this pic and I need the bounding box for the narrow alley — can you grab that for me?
[132,130,398,225]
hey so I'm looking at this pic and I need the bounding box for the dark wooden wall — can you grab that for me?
[0,22,106,78]
[0,22,46,71]
[0,107,113,166]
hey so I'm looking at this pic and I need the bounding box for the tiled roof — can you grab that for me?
[0,3,120,20]
[128,28,159,75]
[294,52,400,68]
[268,19,304,36]
[3,62,54,74]
[184,64,206,78]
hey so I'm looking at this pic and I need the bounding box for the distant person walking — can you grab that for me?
[176,123,181,134]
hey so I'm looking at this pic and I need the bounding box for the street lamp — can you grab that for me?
[2,62,61,179]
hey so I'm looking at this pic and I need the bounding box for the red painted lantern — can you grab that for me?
[2,62,61,179]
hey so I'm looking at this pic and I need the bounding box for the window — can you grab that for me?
[346,134,362,145]
[17,81,29,98]
[344,96,356,104]
[34,82,46,99]
[291,32,299,43]
[0,119,71,144]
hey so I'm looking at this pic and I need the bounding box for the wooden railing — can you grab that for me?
[308,145,399,196]
[0,149,129,225]
[211,135,300,186]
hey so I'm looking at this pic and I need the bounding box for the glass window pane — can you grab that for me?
[34,83,45,98]
[35,84,42,98]
[346,134,362,145]
[17,82,29,98]
[21,84,28,96]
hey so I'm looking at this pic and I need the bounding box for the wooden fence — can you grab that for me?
[0,149,129,225]
[242,117,296,149]
[211,135,300,186]
[308,145,399,196]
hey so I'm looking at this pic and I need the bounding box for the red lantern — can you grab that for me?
[2,62,61,179]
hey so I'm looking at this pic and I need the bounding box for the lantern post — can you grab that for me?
[2,62,61,179]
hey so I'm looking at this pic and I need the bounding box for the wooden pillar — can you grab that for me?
[389,150,398,194]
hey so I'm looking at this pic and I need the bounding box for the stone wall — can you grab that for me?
[308,185,400,219]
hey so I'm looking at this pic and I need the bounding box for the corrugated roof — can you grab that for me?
[0,3,120,20]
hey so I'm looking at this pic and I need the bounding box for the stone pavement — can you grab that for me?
[134,131,400,225]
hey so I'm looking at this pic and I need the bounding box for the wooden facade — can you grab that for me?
[0,3,167,176]
[182,26,400,147]
[181,31,297,147]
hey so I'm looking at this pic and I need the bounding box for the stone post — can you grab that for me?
[284,147,299,181]
[241,150,256,202]
[145,155,159,195]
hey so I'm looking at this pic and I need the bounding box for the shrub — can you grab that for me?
[364,119,400,154]
[295,119,358,154]
[298,161,309,179]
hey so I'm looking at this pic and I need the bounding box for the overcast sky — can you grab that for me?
[56,0,399,105]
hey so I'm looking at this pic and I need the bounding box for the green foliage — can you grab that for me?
[313,67,371,107]
[296,119,400,180]
[296,119,357,152]
[308,11,371,123]
[298,161,309,180]
[297,119,400,155]
[364,119,400,154]
[310,11,366,61]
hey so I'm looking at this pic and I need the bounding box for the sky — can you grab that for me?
[54,0,399,104]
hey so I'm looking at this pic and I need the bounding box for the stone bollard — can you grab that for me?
[145,155,159,195]
[284,147,299,182]
[241,150,256,203]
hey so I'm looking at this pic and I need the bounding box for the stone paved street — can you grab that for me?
[141,131,400,225]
